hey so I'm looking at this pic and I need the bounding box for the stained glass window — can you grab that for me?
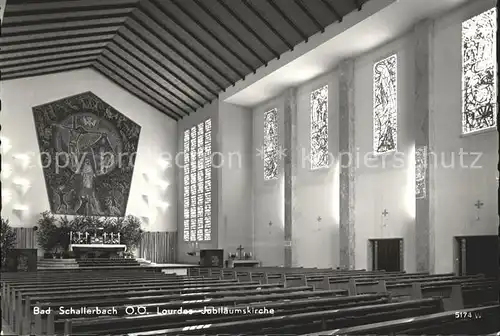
[264,108,279,180]
[310,85,329,169]
[373,54,397,154]
[183,118,212,241]
[462,8,497,134]
[415,146,427,199]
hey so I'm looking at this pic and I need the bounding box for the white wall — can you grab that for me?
[218,102,253,256]
[1,68,177,233]
[294,71,340,268]
[252,95,286,266]
[176,100,219,263]
[247,0,498,272]
[353,34,417,271]
[431,0,498,273]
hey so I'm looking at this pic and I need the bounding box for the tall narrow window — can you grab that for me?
[415,146,427,199]
[462,8,497,134]
[264,108,278,180]
[373,54,397,154]
[183,119,212,241]
[310,85,329,169]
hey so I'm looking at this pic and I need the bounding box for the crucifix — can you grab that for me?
[237,245,244,260]
[381,209,389,227]
[475,200,484,221]
[268,221,273,235]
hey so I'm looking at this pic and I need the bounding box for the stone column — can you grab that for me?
[283,87,298,267]
[413,20,434,273]
[338,60,356,269]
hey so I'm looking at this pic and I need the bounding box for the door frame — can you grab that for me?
[368,238,404,272]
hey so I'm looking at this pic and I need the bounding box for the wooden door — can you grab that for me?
[371,239,403,272]
[457,236,498,277]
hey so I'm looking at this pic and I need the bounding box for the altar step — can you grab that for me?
[38,258,79,269]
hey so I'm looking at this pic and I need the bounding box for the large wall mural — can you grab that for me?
[32,92,141,217]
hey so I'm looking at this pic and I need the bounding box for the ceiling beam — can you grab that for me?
[1,62,93,81]
[109,37,207,106]
[147,0,241,82]
[0,43,108,61]
[241,0,293,52]
[116,28,215,101]
[0,34,115,52]
[2,55,99,73]
[194,0,270,64]
[216,0,279,62]
[131,9,227,90]
[2,8,134,25]
[265,0,308,42]
[100,51,189,116]
[293,0,324,33]
[4,0,139,14]
[320,0,342,22]
[0,49,102,67]
[94,60,183,120]
[104,44,198,112]
[0,26,120,44]
[171,0,255,74]
[1,17,128,35]
[353,0,363,11]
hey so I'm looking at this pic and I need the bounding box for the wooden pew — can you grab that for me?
[351,276,496,310]
[11,282,276,334]
[53,288,350,335]
[3,276,236,329]
[190,267,377,278]
[125,298,445,336]
[13,283,286,330]
[322,273,467,291]
[304,304,500,335]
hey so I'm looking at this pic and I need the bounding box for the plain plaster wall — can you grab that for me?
[431,0,498,273]
[294,71,340,268]
[0,68,177,233]
[218,102,253,256]
[353,34,417,272]
[252,95,286,266]
[247,0,498,272]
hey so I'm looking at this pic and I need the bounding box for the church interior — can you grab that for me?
[0,0,499,334]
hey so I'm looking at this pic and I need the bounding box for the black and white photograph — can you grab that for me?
[0,0,499,335]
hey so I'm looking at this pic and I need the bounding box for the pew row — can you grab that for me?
[302,305,500,335]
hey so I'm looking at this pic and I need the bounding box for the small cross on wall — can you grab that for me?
[317,216,322,222]
[475,200,484,209]
[382,209,389,216]
[268,221,273,227]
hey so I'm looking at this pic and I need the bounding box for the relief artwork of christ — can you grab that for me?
[32,92,141,217]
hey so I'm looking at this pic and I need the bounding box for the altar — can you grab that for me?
[226,259,261,268]
[70,230,125,258]
[69,244,126,258]
[225,245,260,268]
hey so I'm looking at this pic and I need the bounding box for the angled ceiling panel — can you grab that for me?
[1,0,368,120]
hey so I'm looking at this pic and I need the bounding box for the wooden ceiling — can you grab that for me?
[1,0,368,120]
